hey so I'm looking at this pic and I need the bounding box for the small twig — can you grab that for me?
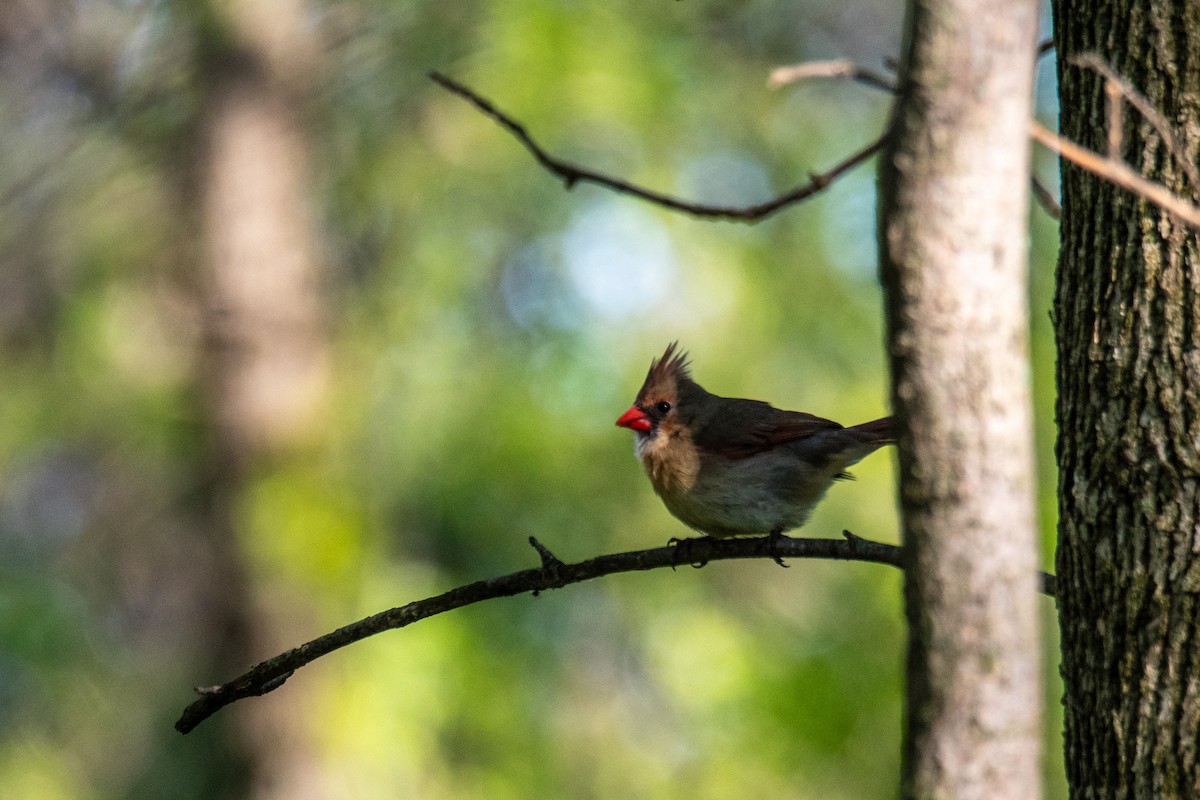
[1105,78,1124,160]
[528,536,564,571]
[528,536,565,592]
[428,71,885,222]
[176,531,1057,734]
[1029,120,1200,229]
[764,57,1067,224]
[1030,174,1062,220]
[767,59,896,93]
[1071,53,1200,192]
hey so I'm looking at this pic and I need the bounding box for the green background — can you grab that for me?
[0,1,1064,797]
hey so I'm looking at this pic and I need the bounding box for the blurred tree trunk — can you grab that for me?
[198,0,329,460]
[1052,1,1200,795]
[878,1,1042,797]
[191,0,330,797]
[2,0,330,794]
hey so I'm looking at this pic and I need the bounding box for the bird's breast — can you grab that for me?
[636,428,701,496]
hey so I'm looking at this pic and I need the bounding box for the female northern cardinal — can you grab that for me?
[616,343,893,537]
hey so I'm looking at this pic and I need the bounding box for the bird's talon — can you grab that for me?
[767,530,791,568]
[668,535,713,569]
[668,537,686,569]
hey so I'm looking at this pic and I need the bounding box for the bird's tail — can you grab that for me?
[846,416,895,445]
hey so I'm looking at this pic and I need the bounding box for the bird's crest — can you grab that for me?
[638,341,692,398]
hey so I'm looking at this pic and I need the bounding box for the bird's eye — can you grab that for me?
[655,401,672,414]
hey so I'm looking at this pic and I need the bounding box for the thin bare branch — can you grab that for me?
[1031,174,1062,220]
[176,530,1058,734]
[1030,120,1200,228]
[1072,53,1200,192]
[1105,78,1124,160]
[765,57,1069,226]
[428,71,885,222]
[767,59,897,93]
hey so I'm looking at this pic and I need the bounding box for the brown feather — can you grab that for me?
[692,403,845,460]
[846,416,895,444]
[635,341,691,404]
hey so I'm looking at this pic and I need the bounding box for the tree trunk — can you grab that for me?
[1052,1,1200,796]
[192,0,330,797]
[199,0,330,461]
[878,1,1043,797]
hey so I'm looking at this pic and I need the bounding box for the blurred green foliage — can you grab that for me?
[0,0,1063,797]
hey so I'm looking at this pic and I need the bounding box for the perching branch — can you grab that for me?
[428,71,885,222]
[176,531,1057,734]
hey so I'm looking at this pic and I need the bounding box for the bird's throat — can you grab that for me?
[637,427,700,494]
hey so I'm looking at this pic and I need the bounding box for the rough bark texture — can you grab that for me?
[878,1,1043,798]
[1053,1,1200,797]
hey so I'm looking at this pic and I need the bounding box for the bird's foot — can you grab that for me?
[767,529,791,568]
[668,535,712,569]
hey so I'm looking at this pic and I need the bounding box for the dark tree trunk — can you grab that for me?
[878,1,1043,797]
[1053,0,1200,796]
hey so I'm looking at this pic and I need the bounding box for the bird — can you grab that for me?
[615,343,893,539]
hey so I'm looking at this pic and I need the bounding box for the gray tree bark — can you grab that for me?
[878,1,1043,797]
[1052,1,1200,796]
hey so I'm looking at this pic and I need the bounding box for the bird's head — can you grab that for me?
[615,342,704,439]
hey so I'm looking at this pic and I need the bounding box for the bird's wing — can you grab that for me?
[692,404,844,460]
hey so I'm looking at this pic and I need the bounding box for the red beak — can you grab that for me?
[615,406,652,432]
